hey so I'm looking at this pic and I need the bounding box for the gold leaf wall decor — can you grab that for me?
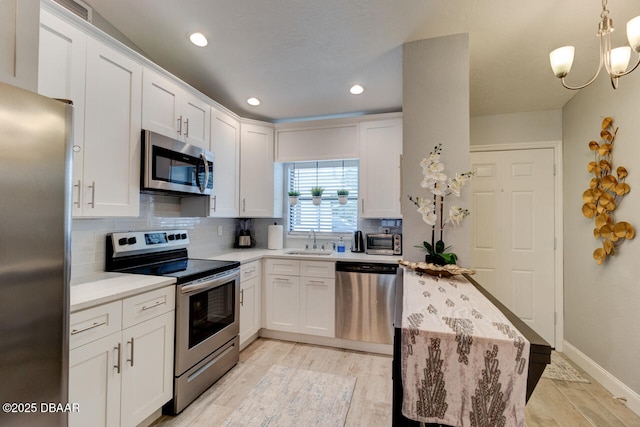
[583,117,634,264]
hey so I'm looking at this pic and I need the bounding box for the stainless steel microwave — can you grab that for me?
[142,130,213,195]
[366,233,402,255]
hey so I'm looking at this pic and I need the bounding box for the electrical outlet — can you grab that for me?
[217,225,223,236]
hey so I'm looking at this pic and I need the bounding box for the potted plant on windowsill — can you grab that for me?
[311,186,324,205]
[288,190,300,206]
[337,189,349,205]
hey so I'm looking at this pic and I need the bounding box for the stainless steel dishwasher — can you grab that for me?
[335,261,398,344]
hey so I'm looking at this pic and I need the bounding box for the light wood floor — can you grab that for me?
[152,338,640,427]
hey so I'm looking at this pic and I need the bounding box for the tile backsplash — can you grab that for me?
[71,193,400,281]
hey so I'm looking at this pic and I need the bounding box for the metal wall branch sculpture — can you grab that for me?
[581,116,634,264]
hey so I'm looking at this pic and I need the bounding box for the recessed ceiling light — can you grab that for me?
[189,32,208,47]
[349,84,364,95]
[247,97,261,106]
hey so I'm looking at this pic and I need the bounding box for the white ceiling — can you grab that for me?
[82,0,640,122]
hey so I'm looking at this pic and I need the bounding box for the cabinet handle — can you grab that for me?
[114,343,121,374]
[127,337,135,367]
[88,181,96,208]
[361,198,365,214]
[242,198,246,212]
[244,267,255,276]
[73,180,81,208]
[273,277,290,283]
[184,118,189,137]
[240,289,244,306]
[70,320,107,335]
[177,115,183,135]
[399,154,403,204]
[141,300,166,311]
[308,280,325,285]
[212,195,217,212]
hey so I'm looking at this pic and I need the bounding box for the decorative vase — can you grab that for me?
[312,196,322,205]
[425,254,448,266]
[289,196,299,206]
[338,195,348,205]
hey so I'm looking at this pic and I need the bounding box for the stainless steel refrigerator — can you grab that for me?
[0,82,73,427]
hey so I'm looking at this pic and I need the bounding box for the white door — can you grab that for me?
[470,148,555,345]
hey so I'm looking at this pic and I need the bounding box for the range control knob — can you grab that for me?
[118,237,128,246]
[127,237,137,245]
[168,234,175,241]
[181,233,187,240]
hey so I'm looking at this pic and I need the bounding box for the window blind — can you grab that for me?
[287,160,359,234]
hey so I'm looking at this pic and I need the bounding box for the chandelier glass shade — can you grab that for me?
[550,0,640,89]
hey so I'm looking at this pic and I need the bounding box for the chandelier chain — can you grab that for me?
[601,0,609,19]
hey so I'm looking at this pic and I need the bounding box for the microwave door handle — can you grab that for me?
[198,153,209,194]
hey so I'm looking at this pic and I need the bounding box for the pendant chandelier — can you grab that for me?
[549,0,640,90]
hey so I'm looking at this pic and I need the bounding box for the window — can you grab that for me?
[287,160,358,234]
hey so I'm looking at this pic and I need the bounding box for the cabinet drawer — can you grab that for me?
[122,286,175,329]
[300,260,335,278]
[70,300,122,350]
[265,258,300,276]
[241,261,261,282]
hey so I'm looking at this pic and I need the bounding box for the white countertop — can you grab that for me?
[70,273,176,313]
[70,249,400,312]
[205,248,403,264]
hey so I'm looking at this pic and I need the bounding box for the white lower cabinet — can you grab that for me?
[264,259,335,337]
[239,261,262,347]
[69,286,175,427]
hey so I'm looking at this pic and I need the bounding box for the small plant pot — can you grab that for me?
[312,196,322,205]
[338,195,348,205]
[289,196,299,206]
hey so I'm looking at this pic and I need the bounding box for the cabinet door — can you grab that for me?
[210,107,240,216]
[182,92,210,150]
[38,9,87,216]
[120,311,174,427]
[359,119,403,218]
[84,38,141,217]
[69,332,122,427]
[0,0,38,91]
[265,275,299,332]
[240,275,258,345]
[300,277,335,337]
[141,68,180,139]
[240,122,280,217]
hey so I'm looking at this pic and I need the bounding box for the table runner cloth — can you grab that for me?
[400,268,530,427]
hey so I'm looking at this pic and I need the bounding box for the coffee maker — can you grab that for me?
[234,219,255,248]
[351,230,364,252]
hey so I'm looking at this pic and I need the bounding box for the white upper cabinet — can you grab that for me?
[275,124,359,162]
[359,118,403,218]
[83,37,141,217]
[142,68,210,150]
[239,122,283,218]
[182,106,240,217]
[0,0,39,91]
[38,9,87,216]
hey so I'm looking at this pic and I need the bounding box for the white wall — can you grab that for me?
[471,109,562,146]
[562,74,640,397]
[402,34,470,264]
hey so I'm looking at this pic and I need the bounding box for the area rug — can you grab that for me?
[542,351,590,383]
[221,365,356,427]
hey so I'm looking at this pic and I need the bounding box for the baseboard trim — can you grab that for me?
[563,340,640,417]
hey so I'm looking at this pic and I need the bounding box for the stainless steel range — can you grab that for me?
[106,229,240,414]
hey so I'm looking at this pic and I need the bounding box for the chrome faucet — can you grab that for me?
[309,229,317,249]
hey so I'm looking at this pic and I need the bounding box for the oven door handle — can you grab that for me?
[180,270,238,294]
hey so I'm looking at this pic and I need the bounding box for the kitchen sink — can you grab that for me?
[285,249,334,256]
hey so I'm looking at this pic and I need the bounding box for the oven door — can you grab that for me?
[175,268,239,376]
[142,129,213,195]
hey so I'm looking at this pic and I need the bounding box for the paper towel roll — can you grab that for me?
[268,224,283,250]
